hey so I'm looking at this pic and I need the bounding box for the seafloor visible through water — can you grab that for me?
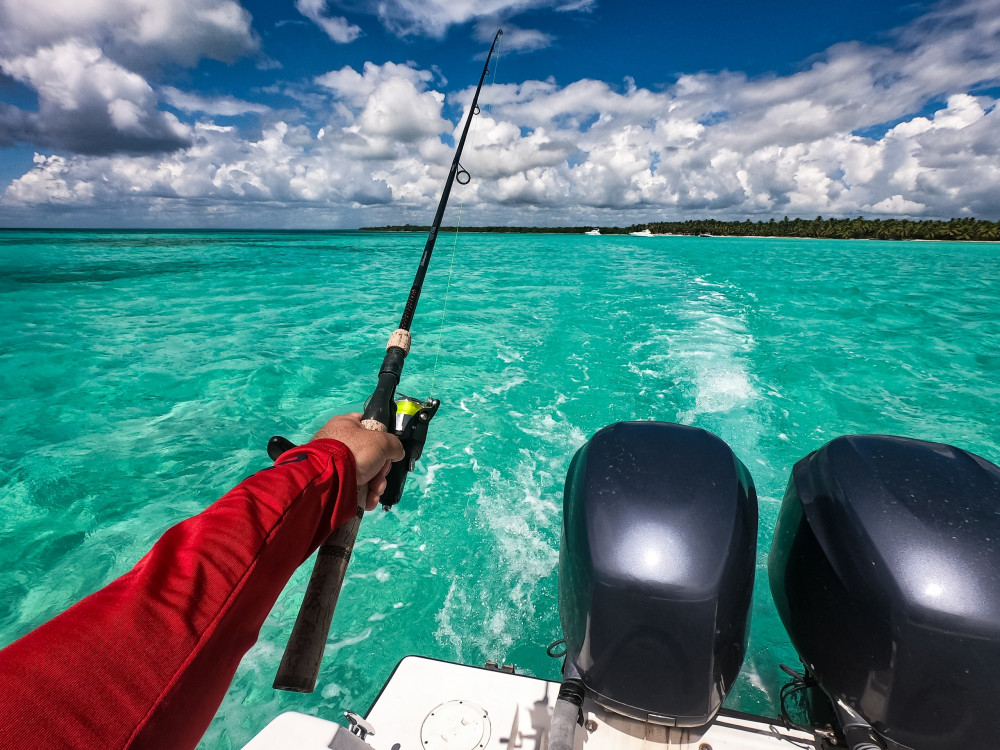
[2,229,998,747]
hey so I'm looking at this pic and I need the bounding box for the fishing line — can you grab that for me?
[271,31,502,694]
[429,210,462,394]
[429,35,505,393]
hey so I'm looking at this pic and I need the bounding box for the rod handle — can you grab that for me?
[272,416,389,693]
[272,487,366,692]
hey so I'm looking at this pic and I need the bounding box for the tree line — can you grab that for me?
[362,216,1000,241]
[641,216,1000,241]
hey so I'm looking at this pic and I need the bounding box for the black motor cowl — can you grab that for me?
[769,435,1000,750]
[559,422,758,726]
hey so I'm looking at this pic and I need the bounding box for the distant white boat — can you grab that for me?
[584,228,601,235]
[630,229,653,237]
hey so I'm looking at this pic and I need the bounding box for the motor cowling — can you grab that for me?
[769,434,1000,750]
[559,422,758,726]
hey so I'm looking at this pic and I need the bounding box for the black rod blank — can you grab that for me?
[399,28,503,332]
[272,29,503,694]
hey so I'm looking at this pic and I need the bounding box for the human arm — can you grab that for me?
[0,417,403,750]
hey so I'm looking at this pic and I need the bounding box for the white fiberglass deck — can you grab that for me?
[245,656,821,750]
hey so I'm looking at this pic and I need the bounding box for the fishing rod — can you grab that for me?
[270,28,503,694]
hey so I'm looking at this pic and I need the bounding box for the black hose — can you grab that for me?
[833,701,884,750]
[550,680,585,750]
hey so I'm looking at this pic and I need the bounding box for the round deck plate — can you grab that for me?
[420,700,491,750]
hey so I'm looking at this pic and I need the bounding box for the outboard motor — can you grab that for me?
[769,435,1000,750]
[558,422,758,726]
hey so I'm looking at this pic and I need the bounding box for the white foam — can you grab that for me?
[487,374,527,394]
[433,434,565,666]
[421,462,443,490]
[326,627,372,652]
[321,682,344,699]
[496,345,525,363]
[435,579,469,662]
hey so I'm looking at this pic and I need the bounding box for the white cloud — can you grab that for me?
[365,0,586,39]
[4,153,96,205]
[474,21,552,53]
[295,0,362,43]
[0,0,257,155]
[312,61,449,156]
[869,195,927,214]
[4,0,1000,226]
[3,120,400,211]
[1,41,190,154]
[353,79,447,143]
[316,62,435,109]
[161,87,272,116]
[0,0,258,66]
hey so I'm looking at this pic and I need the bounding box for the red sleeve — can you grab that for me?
[0,439,359,750]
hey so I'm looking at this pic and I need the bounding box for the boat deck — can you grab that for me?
[246,656,825,750]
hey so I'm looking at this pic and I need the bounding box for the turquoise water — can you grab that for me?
[2,230,998,746]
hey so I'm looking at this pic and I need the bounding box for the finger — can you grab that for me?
[365,478,386,510]
[370,471,388,497]
[379,433,406,462]
[365,463,392,511]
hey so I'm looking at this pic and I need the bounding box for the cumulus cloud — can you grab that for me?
[353,78,447,142]
[3,0,1000,226]
[313,61,449,158]
[295,0,362,43]
[316,61,436,108]
[0,0,258,67]
[0,0,257,155]
[1,42,189,154]
[2,118,427,226]
[870,195,927,214]
[5,153,97,205]
[446,0,1000,219]
[2,60,453,219]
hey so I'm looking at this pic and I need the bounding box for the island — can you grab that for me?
[361,217,1000,242]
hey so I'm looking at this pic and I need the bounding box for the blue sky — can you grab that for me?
[1,0,998,228]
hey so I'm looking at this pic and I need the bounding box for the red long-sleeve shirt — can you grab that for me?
[0,439,358,750]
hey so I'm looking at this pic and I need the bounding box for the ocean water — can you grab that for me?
[2,229,998,747]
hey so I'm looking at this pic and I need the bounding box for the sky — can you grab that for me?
[1,0,999,228]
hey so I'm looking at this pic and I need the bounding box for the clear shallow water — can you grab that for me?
[2,229,998,747]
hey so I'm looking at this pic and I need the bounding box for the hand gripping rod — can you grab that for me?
[272,29,503,693]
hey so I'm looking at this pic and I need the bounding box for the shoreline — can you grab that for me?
[2,227,997,243]
[359,228,1000,243]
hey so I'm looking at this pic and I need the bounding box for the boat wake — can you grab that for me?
[434,398,584,674]
[628,277,763,463]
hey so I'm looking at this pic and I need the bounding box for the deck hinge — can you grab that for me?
[484,661,516,674]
